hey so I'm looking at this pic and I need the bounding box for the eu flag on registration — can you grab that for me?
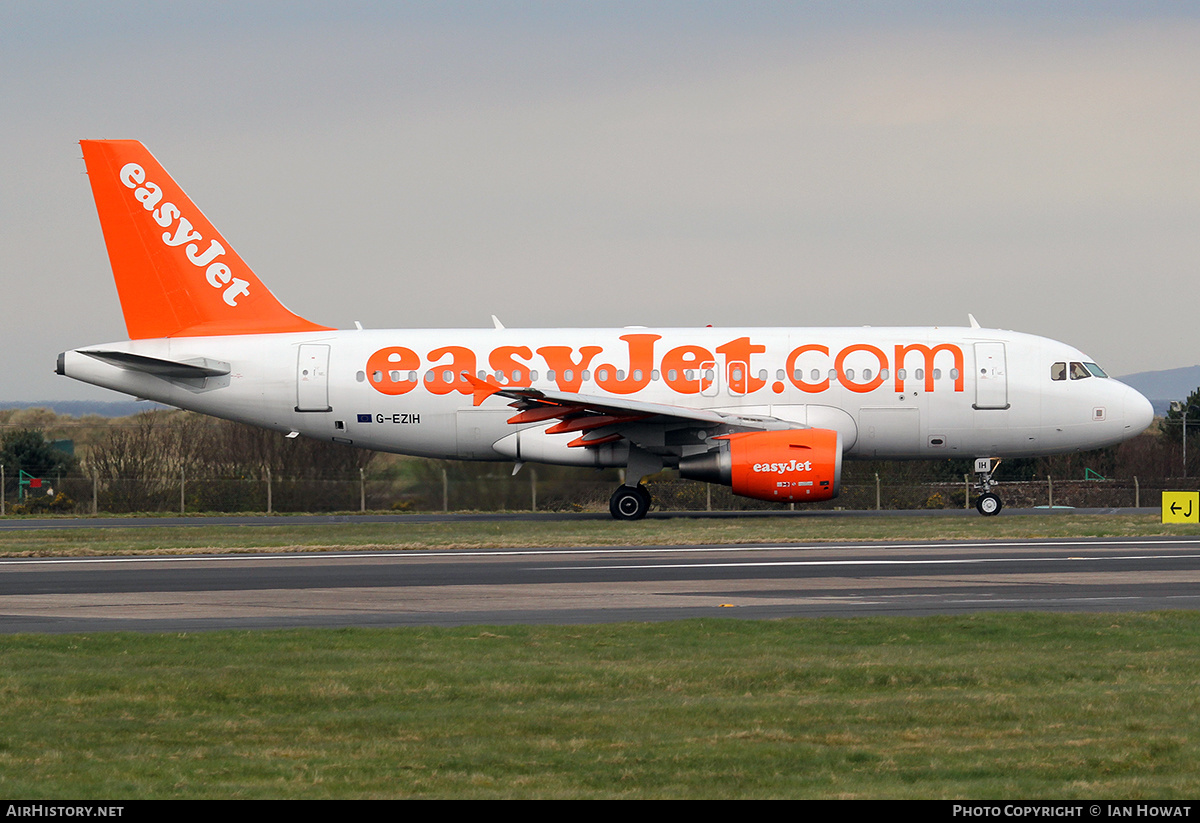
[357,414,372,423]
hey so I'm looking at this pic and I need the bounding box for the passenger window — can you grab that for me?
[1051,362,1066,381]
[1070,362,1090,380]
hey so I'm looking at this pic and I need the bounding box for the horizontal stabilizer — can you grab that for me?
[80,350,230,379]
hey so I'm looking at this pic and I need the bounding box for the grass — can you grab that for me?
[0,512,1198,556]
[1,614,1199,798]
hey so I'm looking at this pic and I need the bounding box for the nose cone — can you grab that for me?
[1123,384,1155,436]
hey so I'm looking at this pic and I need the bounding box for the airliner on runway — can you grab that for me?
[58,141,1155,519]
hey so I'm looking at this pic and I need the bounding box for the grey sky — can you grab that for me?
[3,2,1197,401]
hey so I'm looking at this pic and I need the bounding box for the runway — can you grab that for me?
[0,507,1151,531]
[2,535,1199,633]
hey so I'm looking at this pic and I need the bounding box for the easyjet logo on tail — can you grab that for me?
[118,163,251,307]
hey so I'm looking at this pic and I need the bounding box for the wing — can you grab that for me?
[463,373,802,452]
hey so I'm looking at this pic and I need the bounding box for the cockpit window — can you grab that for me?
[1084,362,1108,378]
[1051,362,1066,381]
[1070,362,1091,380]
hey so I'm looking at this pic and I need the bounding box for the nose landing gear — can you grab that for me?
[973,457,1004,516]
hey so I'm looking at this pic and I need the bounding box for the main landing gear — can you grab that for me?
[609,484,652,521]
[609,446,662,521]
[973,457,1004,516]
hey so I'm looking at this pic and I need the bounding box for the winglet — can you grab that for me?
[80,140,333,339]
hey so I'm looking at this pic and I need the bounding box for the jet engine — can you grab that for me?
[679,428,842,503]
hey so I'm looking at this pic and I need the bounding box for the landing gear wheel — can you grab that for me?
[610,485,650,521]
[634,483,651,510]
[976,493,1003,517]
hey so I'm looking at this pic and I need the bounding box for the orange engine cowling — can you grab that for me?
[678,428,842,503]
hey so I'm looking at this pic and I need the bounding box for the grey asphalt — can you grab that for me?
[1,532,1196,633]
[0,506,1155,531]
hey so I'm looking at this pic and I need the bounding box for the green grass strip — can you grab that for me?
[1,513,1199,556]
[1,614,1199,798]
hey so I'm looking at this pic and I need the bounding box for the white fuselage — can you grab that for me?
[60,325,1154,467]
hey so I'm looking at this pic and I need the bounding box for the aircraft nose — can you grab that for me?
[1123,384,1155,436]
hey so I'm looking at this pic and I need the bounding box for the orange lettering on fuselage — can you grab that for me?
[364,339,966,398]
[785,344,830,393]
[537,345,603,392]
[835,344,887,393]
[595,334,660,394]
[661,345,715,394]
[489,346,533,386]
[894,343,964,393]
[366,346,420,395]
[716,337,766,394]
[425,346,476,396]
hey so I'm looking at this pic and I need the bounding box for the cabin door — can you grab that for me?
[296,344,332,412]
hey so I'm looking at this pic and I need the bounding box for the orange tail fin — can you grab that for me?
[80,140,332,339]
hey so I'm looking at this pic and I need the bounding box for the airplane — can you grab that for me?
[58,140,1155,519]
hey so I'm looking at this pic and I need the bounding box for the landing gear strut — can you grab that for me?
[609,484,652,521]
[973,457,1004,516]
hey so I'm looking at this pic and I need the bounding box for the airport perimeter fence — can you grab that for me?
[1,472,1195,515]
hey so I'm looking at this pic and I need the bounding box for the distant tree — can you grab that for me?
[1162,385,1200,475]
[0,430,79,502]
[1163,386,1200,441]
[0,429,77,478]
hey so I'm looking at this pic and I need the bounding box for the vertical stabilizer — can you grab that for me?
[80,140,332,339]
